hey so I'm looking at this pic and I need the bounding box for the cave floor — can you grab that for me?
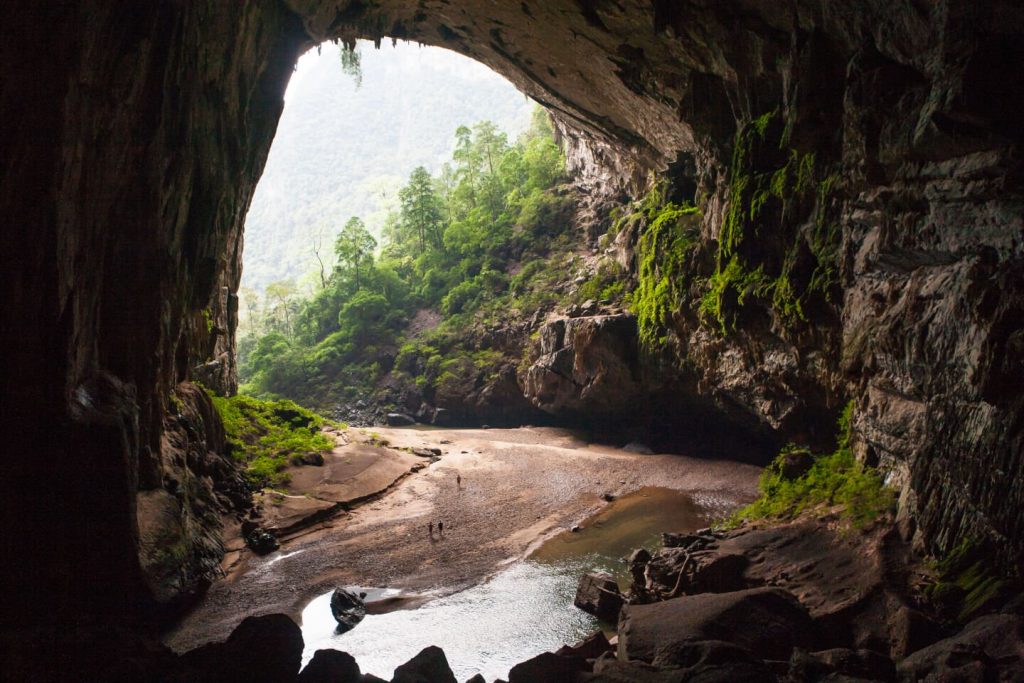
[163,425,761,651]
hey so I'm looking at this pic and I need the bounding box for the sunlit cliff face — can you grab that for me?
[0,0,1021,626]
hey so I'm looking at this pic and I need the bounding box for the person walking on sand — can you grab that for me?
[428,521,434,537]
[456,473,462,489]
[438,520,444,536]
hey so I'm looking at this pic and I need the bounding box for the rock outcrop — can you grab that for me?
[524,314,644,419]
[1,0,1022,652]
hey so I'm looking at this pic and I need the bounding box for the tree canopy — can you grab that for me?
[238,108,571,405]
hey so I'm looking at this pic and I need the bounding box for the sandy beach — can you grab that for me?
[164,426,761,651]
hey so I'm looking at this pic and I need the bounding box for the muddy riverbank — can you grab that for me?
[164,426,761,652]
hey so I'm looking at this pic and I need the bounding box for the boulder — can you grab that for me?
[619,587,814,664]
[244,527,279,555]
[177,614,303,683]
[644,547,749,597]
[431,408,451,426]
[555,630,613,661]
[591,644,771,682]
[391,645,457,683]
[575,572,625,623]
[330,588,367,633]
[301,452,325,467]
[386,413,415,427]
[415,404,436,423]
[523,314,646,418]
[298,649,361,683]
[897,614,1024,682]
[508,651,591,683]
[788,648,895,681]
[627,548,652,595]
[775,446,814,480]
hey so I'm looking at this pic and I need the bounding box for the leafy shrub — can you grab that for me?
[726,401,895,528]
[627,193,701,348]
[208,392,336,489]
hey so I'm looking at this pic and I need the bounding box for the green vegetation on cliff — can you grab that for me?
[727,402,895,528]
[700,110,841,335]
[208,392,337,488]
[242,41,534,291]
[626,184,702,349]
[238,109,571,407]
[927,540,1009,622]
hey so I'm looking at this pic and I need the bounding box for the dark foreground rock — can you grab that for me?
[591,650,771,683]
[789,647,896,682]
[619,587,814,664]
[508,651,591,683]
[175,613,303,683]
[297,649,361,683]
[575,572,626,623]
[330,588,367,633]
[555,631,614,661]
[897,613,1024,682]
[390,645,457,683]
[630,520,944,660]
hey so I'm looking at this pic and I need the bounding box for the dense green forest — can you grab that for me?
[241,41,533,292]
[238,109,577,407]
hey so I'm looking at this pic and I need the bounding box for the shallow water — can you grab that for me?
[299,487,709,681]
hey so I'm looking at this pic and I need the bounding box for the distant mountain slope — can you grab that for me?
[242,41,534,291]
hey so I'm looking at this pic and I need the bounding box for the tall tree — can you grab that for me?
[265,279,298,335]
[452,125,480,208]
[334,217,377,290]
[399,167,445,251]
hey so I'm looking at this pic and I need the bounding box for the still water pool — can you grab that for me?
[299,487,710,681]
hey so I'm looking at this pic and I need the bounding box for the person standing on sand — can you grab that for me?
[456,473,462,489]
[438,521,444,536]
[428,521,434,537]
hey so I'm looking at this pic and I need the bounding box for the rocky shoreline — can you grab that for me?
[37,513,1018,682]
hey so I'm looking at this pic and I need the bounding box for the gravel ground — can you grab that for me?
[163,426,761,651]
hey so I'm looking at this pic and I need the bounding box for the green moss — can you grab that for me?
[627,186,702,349]
[202,308,214,334]
[698,254,770,335]
[168,392,185,415]
[208,391,336,489]
[705,110,837,335]
[807,174,842,300]
[926,539,1007,622]
[725,401,895,528]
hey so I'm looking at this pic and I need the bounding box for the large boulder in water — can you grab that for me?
[574,572,625,623]
[330,588,367,633]
[386,412,415,426]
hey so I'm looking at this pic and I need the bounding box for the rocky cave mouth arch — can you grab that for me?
[1,0,1022,650]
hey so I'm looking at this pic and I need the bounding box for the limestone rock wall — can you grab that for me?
[0,1,308,621]
[0,0,1021,623]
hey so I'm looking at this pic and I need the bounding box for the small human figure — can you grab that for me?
[438,520,444,535]
[428,521,434,537]
[456,473,462,489]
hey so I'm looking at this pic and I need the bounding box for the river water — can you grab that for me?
[299,487,709,681]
